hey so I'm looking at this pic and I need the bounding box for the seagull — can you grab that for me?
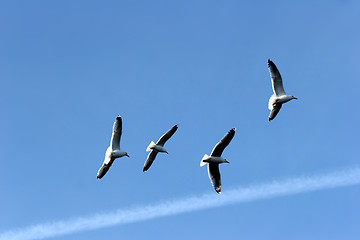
[200,128,235,194]
[267,59,297,121]
[143,124,178,172]
[97,115,129,179]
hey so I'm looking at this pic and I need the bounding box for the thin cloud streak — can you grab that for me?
[2,167,360,240]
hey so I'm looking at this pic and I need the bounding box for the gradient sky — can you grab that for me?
[1,1,360,239]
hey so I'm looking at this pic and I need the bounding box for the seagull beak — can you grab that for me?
[165,151,169,154]
[225,160,230,164]
[126,154,130,157]
[294,97,298,100]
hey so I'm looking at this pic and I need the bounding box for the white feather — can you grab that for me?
[268,94,276,110]
[200,154,209,167]
[146,141,156,152]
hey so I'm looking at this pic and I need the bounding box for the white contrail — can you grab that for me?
[2,167,360,240]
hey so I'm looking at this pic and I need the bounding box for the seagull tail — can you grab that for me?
[200,154,209,167]
[146,141,156,152]
[268,94,276,110]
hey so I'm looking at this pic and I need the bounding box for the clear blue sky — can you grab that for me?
[1,0,360,239]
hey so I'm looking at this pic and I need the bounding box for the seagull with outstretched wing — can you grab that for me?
[97,115,129,179]
[200,128,235,194]
[267,59,297,121]
[143,124,178,172]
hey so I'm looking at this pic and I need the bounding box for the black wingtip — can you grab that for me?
[228,128,236,135]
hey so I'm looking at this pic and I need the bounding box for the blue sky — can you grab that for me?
[1,1,360,239]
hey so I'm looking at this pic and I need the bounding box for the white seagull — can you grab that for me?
[97,115,129,179]
[268,59,297,121]
[200,128,235,194]
[143,124,178,172]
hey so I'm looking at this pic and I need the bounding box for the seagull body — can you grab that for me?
[200,128,235,194]
[200,155,229,166]
[268,59,297,121]
[97,115,129,180]
[143,124,178,172]
[146,141,168,153]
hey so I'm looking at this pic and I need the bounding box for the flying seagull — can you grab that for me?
[200,128,235,194]
[267,59,297,121]
[143,124,178,172]
[97,115,129,179]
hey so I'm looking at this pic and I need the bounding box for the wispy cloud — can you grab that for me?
[2,167,360,240]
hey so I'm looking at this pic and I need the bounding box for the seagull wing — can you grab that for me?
[268,59,286,96]
[268,103,282,122]
[97,160,113,180]
[208,163,221,194]
[111,115,122,150]
[143,150,159,172]
[210,128,235,157]
[156,124,178,146]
